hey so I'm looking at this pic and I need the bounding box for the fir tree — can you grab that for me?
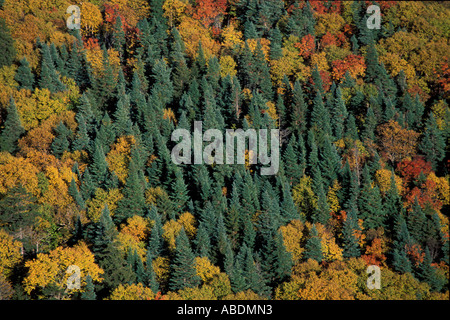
[417,248,445,292]
[304,225,323,262]
[81,275,96,300]
[169,228,201,291]
[0,17,15,67]
[15,57,34,90]
[342,206,361,258]
[419,112,445,171]
[51,121,71,157]
[0,98,25,153]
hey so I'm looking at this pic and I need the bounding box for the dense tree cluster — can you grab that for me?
[0,0,448,300]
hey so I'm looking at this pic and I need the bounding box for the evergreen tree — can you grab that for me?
[269,27,283,60]
[243,246,270,297]
[169,228,201,291]
[68,178,85,210]
[290,80,308,135]
[90,142,108,187]
[358,166,386,230]
[51,121,71,157]
[15,57,34,90]
[0,17,15,67]
[81,275,96,300]
[417,248,445,292]
[303,225,323,262]
[0,98,25,153]
[112,16,126,59]
[331,86,348,140]
[115,155,146,223]
[419,112,445,171]
[392,214,413,274]
[342,206,361,258]
[145,253,159,294]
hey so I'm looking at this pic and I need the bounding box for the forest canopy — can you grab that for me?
[0,0,449,301]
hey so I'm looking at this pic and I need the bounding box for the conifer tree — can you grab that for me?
[358,166,386,230]
[331,86,348,140]
[169,228,201,291]
[51,121,71,157]
[0,98,25,154]
[0,17,15,67]
[68,178,85,210]
[304,224,323,262]
[81,275,96,300]
[145,252,159,294]
[291,80,308,135]
[417,248,445,292]
[342,206,361,258]
[419,112,445,171]
[15,57,34,90]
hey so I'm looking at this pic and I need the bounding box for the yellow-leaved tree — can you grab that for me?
[23,242,103,297]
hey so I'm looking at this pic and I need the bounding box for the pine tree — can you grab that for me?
[171,168,189,215]
[0,98,25,154]
[419,112,445,171]
[81,275,96,300]
[169,228,201,291]
[15,57,34,90]
[304,225,323,262]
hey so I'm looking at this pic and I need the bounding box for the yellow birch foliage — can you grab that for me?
[118,215,149,261]
[194,256,221,282]
[327,180,341,213]
[162,211,197,251]
[178,16,220,59]
[0,229,22,278]
[23,242,103,295]
[106,135,136,184]
[108,283,155,300]
[279,219,305,263]
[375,169,403,195]
[153,256,170,287]
[221,20,244,50]
[80,2,103,37]
[86,188,123,222]
[0,152,40,197]
[219,55,237,78]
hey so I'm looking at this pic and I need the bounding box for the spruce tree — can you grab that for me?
[81,275,96,300]
[0,98,25,154]
[417,248,445,292]
[15,57,34,90]
[0,17,15,67]
[419,112,445,171]
[51,121,71,157]
[342,206,361,258]
[304,225,323,262]
[169,228,201,291]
